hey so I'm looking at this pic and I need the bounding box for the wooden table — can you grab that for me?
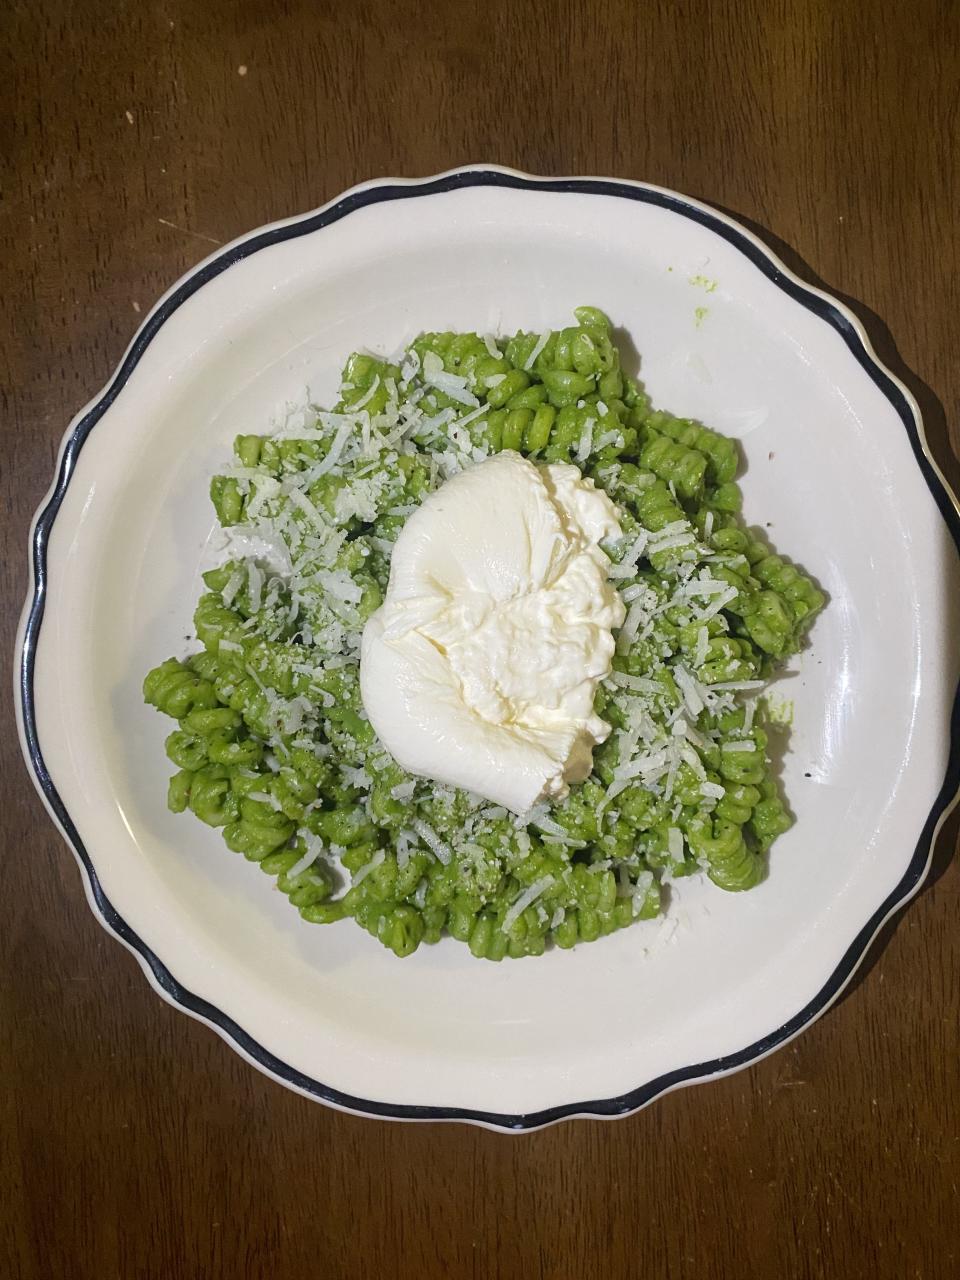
[3,3,959,1276]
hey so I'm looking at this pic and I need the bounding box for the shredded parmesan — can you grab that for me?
[743,699,756,735]
[314,418,357,477]
[352,849,386,885]
[248,790,282,811]
[617,596,650,654]
[286,837,323,880]
[698,585,739,620]
[611,671,660,694]
[412,819,452,865]
[350,375,381,411]
[694,625,710,668]
[523,329,551,371]
[502,875,555,933]
[575,416,595,463]
[287,488,330,532]
[674,664,706,716]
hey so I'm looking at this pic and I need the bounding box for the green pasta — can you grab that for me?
[143,307,824,959]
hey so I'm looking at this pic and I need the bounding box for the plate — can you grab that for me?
[17,167,960,1130]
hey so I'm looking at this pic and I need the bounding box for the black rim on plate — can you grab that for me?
[18,170,960,1130]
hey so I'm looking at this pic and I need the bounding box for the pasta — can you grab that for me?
[143,307,824,959]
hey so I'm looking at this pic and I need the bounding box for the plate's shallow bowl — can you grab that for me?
[17,168,960,1130]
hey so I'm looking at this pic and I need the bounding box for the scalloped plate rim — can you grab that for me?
[15,165,960,1132]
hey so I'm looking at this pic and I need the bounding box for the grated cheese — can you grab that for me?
[455,401,490,431]
[412,819,452,865]
[631,869,654,915]
[647,530,696,557]
[575,417,595,463]
[313,418,357,478]
[350,375,381,411]
[523,329,551,371]
[352,849,386,885]
[673,664,706,717]
[248,790,282,811]
[694,625,710,668]
[608,530,648,579]
[610,671,660,694]
[244,559,263,614]
[287,488,330,533]
[742,699,756,735]
[502,875,555,933]
[287,833,324,880]
[698,585,739,620]
[617,595,652,654]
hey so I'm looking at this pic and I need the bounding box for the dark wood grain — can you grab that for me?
[2,2,959,1276]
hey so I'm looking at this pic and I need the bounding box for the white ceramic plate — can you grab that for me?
[17,167,960,1130]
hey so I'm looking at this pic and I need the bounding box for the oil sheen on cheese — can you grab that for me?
[359,451,625,814]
